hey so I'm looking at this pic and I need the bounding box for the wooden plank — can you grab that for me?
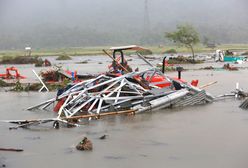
[60,109,136,120]
[0,148,23,152]
[199,81,217,89]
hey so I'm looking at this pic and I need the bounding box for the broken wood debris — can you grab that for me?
[0,148,23,152]
[99,135,108,140]
[61,109,136,120]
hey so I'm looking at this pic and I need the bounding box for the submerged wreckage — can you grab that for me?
[6,45,215,129]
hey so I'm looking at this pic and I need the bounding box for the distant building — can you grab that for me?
[206,43,216,49]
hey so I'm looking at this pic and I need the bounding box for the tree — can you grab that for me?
[165,24,200,62]
[202,36,209,46]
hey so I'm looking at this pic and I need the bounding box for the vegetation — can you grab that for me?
[156,64,176,72]
[164,49,177,54]
[165,24,200,62]
[56,53,72,60]
[167,56,203,64]
[11,81,24,92]
[34,58,44,67]
[0,80,9,87]
[137,49,153,55]
[0,47,107,60]
[8,82,66,92]
[0,44,248,60]
[0,56,41,64]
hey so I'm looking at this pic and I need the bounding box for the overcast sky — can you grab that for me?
[0,0,247,48]
[1,0,247,27]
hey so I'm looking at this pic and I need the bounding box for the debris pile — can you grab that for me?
[40,70,62,82]
[167,56,203,64]
[34,59,51,67]
[21,67,213,128]
[40,67,96,83]
[40,68,74,83]
[5,45,214,128]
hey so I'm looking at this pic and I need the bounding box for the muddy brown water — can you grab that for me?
[1,55,248,167]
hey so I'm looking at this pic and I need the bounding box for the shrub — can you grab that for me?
[56,53,72,60]
[137,49,153,55]
[164,49,177,54]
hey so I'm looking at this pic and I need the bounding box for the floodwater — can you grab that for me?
[1,55,248,168]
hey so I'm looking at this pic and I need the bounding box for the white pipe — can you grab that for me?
[32,69,49,92]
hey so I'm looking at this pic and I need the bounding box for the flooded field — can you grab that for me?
[1,55,248,168]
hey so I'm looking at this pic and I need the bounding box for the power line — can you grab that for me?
[142,0,151,44]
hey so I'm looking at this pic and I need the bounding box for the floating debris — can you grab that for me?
[53,121,60,129]
[240,98,248,109]
[104,156,126,160]
[223,63,238,71]
[202,66,214,70]
[76,137,93,151]
[77,60,88,64]
[0,148,23,152]
[40,67,96,83]
[40,69,65,83]
[99,134,108,140]
[238,89,248,109]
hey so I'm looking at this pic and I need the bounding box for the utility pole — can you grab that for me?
[142,0,151,44]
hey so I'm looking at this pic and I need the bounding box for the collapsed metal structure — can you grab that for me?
[28,69,213,113]
[6,45,215,128]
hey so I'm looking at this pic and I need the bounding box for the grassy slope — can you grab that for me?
[0,44,248,59]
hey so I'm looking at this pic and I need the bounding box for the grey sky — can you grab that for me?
[0,0,247,48]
